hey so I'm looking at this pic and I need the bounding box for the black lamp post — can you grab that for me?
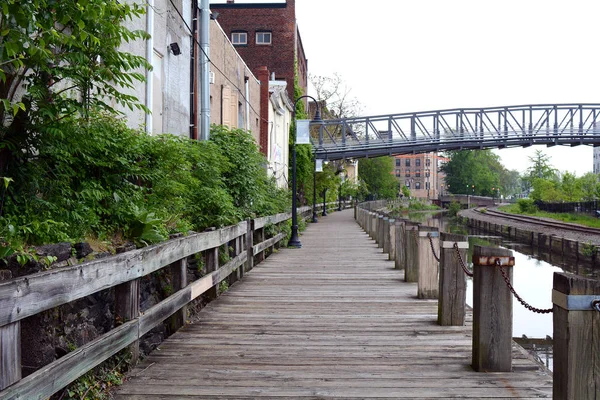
[312,157,319,223]
[289,95,323,248]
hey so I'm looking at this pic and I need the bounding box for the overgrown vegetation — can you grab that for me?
[0,117,289,259]
[499,203,600,229]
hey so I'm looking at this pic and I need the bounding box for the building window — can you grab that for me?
[406,181,411,188]
[426,158,431,167]
[231,31,247,45]
[425,170,430,177]
[395,169,401,177]
[405,169,410,177]
[405,159,410,167]
[416,159,421,167]
[416,169,420,178]
[416,182,421,189]
[396,159,401,166]
[256,31,272,45]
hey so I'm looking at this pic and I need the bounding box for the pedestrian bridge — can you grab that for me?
[312,103,600,160]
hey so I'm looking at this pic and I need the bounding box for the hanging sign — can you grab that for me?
[296,120,311,144]
[315,159,323,172]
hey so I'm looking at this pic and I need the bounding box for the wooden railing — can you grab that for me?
[0,201,352,398]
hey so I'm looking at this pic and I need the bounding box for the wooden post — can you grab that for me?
[553,272,600,400]
[388,219,396,262]
[404,223,420,282]
[204,247,219,300]
[377,215,384,248]
[382,217,390,254]
[394,219,405,270]
[115,277,140,362]
[472,245,514,372]
[417,226,439,299]
[168,258,187,333]
[256,227,265,263]
[438,232,468,326]
[245,218,254,275]
[0,270,20,390]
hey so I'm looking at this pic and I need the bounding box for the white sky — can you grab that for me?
[214,0,600,175]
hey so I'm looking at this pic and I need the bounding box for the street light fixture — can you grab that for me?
[289,95,323,248]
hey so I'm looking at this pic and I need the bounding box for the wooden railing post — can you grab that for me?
[404,223,420,282]
[168,258,187,333]
[417,226,439,299]
[553,272,600,399]
[382,217,390,253]
[377,215,384,248]
[472,245,514,372]
[256,227,265,263]
[387,218,396,262]
[369,212,377,240]
[394,219,405,270]
[115,277,140,362]
[245,218,254,275]
[204,247,219,300]
[438,232,468,326]
[0,270,20,390]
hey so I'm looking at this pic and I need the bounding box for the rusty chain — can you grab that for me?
[496,259,553,314]
[453,242,473,277]
[427,233,440,262]
[412,228,419,246]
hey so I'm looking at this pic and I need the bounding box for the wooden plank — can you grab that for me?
[0,321,138,400]
[438,232,468,326]
[0,221,247,327]
[115,278,140,362]
[553,272,600,400]
[472,245,514,372]
[168,258,188,333]
[253,213,291,230]
[0,322,20,391]
[204,248,219,300]
[253,233,285,255]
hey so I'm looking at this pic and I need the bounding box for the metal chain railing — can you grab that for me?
[496,259,553,314]
[453,242,473,277]
[427,233,440,262]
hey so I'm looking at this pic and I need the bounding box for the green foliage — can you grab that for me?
[62,352,129,400]
[401,185,410,198]
[447,201,462,217]
[0,115,289,249]
[581,241,596,258]
[521,150,558,193]
[500,203,600,229]
[358,157,399,200]
[517,198,538,214]
[441,150,504,196]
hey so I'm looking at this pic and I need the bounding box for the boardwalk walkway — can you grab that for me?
[115,209,552,399]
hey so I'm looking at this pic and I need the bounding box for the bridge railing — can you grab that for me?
[0,201,352,398]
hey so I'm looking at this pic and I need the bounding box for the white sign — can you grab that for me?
[296,120,311,144]
[315,159,323,172]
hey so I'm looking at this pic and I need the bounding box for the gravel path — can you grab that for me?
[459,207,600,245]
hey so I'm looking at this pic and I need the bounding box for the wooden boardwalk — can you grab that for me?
[115,209,552,399]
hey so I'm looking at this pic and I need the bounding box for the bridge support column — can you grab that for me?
[438,232,468,326]
[417,226,439,299]
[472,245,514,372]
[553,273,600,400]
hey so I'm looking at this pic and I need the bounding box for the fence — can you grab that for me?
[534,199,599,214]
[0,201,352,398]
[357,201,600,400]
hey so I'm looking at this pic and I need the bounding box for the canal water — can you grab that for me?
[401,211,600,371]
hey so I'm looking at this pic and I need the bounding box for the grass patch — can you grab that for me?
[498,204,600,229]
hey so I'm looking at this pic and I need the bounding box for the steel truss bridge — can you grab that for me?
[311,103,600,160]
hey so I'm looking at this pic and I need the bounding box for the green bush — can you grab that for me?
[0,114,289,250]
[447,201,462,217]
[517,198,537,214]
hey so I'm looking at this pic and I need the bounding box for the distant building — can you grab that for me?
[594,147,600,174]
[394,153,448,199]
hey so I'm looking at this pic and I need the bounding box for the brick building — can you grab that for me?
[211,0,308,155]
[394,153,448,199]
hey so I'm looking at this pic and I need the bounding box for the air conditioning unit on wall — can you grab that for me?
[209,71,215,84]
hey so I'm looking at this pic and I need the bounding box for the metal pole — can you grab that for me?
[312,156,318,223]
[288,139,301,247]
[199,0,210,140]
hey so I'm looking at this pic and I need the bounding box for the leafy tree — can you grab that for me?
[441,150,503,196]
[522,150,558,193]
[1,0,150,207]
[560,172,583,202]
[358,156,399,199]
[579,172,600,200]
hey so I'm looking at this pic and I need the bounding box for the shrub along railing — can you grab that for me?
[0,201,352,398]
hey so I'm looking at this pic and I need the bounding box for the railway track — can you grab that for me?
[477,208,600,235]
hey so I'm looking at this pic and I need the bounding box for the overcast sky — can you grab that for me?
[215,0,600,175]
